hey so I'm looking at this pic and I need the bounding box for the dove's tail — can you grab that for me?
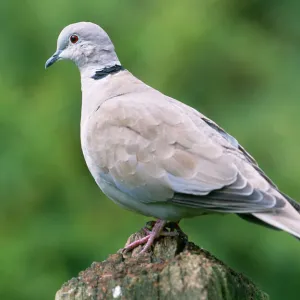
[253,197,300,239]
[238,194,300,239]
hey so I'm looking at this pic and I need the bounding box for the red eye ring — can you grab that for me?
[70,34,79,44]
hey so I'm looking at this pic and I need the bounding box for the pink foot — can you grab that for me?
[123,235,150,252]
[123,220,167,253]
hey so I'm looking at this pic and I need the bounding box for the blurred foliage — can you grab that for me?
[1,0,300,299]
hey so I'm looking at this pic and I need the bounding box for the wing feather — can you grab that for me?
[87,91,285,213]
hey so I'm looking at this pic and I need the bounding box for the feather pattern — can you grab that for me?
[48,22,300,241]
[80,70,300,238]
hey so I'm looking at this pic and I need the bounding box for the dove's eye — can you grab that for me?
[70,34,79,44]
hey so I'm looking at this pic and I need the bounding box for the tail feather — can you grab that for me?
[253,200,300,239]
[280,191,300,213]
[238,213,281,231]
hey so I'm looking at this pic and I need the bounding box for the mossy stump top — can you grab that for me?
[55,229,268,300]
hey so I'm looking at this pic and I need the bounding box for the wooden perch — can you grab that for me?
[55,228,269,300]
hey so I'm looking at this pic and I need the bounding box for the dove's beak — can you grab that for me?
[45,50,62,69]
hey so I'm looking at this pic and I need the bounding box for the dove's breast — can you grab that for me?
[79,100,206,220]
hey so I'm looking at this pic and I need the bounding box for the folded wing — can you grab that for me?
[89,90,285,214]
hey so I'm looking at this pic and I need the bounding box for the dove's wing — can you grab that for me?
[86,89,284,214]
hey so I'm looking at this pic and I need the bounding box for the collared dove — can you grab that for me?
[46,22,300,253]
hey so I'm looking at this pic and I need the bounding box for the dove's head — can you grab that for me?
[45,22,120,72]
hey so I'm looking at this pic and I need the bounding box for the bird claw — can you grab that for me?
[122,235,150,253]
[123,220,185,254]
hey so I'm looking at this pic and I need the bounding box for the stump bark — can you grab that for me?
[55,228,268,300]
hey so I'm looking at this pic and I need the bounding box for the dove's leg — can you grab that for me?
[143,221,182,237]
[124,219,182,253]
[143,228,178,236]
[123,219,166,253]
[123,235,151,251]
[140,219,167,254]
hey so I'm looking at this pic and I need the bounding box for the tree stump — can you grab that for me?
[55,228,268,300]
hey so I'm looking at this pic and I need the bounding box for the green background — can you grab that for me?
[1,1,300,299]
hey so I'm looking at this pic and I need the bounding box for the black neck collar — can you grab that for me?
[91,65,125,80]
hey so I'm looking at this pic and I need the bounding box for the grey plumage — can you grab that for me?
[46,22,300,240]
